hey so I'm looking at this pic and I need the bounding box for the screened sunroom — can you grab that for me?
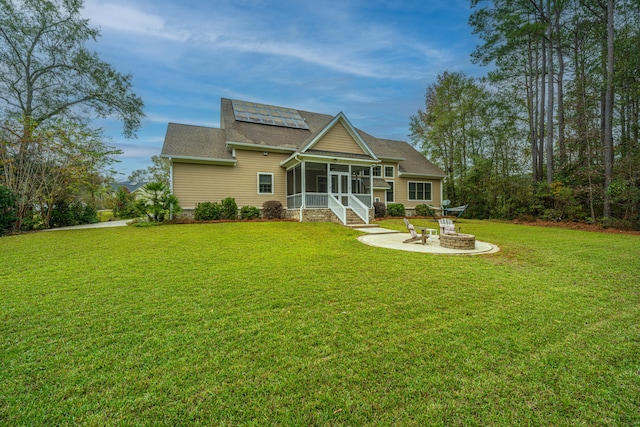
[285,161,376,224]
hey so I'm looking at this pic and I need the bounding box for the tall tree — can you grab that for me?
[0,0,144,229]
[0,0,144,137]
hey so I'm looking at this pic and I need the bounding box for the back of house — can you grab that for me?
[161,98,446,225]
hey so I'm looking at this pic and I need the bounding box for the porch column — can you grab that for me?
[301,161,306,208]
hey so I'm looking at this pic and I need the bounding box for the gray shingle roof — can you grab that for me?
[161,98,446,177]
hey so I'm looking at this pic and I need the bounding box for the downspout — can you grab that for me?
[169,157,174,220]
[294,154,304,222]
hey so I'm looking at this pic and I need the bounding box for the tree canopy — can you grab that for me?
[0,0,144,137]
[0,0,145,230]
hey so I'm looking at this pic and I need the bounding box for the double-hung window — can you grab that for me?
[408,181,432,201]
[258,173,274,194]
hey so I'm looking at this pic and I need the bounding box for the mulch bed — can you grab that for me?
[511,219,640,235]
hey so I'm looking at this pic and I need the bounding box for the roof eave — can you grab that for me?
[226,140,297,153]
[163,154,237,166]
[398,171,447,179]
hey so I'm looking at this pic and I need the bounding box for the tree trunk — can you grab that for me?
[546,0,554,185]
[602,0,614,218]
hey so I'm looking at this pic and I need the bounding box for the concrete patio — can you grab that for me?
[354,227,499,255]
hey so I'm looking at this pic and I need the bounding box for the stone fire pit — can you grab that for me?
[439,233,476,250]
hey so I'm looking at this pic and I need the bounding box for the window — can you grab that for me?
[372,166,382,177]
[408,182,432,201]
[385,181,394,203]
[258,173,273,194]
[384,165,394,178]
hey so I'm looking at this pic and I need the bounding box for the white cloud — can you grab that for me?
[82,0,188,41]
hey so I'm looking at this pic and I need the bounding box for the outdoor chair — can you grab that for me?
[403,218,428,245]
[438,218,457,235]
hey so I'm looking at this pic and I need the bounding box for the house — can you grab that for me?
[110,180,148,195]
[161,98,446,225]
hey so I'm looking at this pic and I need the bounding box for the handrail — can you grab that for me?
[348,194,369,224]
[328,195,347,225]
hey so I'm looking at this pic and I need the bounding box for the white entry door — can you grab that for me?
[330,172,350,205]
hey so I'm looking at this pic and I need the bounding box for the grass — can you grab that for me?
[1,219,639,426]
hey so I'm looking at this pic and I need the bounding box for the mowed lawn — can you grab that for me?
[1,220,639,426]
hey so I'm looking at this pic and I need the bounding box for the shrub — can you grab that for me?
[373,201,386,218]
[0,185,17,236]
[263,200,283,219]
[194,202,222,221]
[240,205,261,220]
[220,197,238,220]
[112,187,137,219]
[50,201,98,228]
[415,203,434,217]
[387,203,405,217]
[136,182,181,222]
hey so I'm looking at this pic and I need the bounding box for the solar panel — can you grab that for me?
[231,100,310,130]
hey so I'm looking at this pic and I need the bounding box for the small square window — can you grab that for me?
[258,173,273,194]
[384,166,394,178]
[372,166,382,177]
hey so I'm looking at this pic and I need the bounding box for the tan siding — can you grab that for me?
[172,150,289,208]
[396,177,442,208]
[312,122,366,154]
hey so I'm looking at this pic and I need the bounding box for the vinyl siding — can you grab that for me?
[172,150,289,208]
[396,177,442,208]
[312,122,366,155]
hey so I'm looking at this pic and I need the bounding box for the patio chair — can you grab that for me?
[438,218,457,235]
[403,218,428,244]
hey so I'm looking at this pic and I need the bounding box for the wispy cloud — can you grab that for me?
[83,1,189,41]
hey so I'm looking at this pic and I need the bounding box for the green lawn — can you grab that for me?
[1,220,639,426]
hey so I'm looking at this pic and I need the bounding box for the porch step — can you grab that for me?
[344,208,374,227]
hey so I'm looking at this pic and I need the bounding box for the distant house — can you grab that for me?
[161,98,446,225]
[110,181,148,195]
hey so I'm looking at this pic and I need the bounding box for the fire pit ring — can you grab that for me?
[439,233,476,250]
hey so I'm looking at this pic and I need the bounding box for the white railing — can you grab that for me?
[349,194,369,224]
[354,194,372,208]
[306,193,328,207]
[328,195,346,225]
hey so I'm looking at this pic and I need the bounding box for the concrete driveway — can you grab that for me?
[43,219,131,231]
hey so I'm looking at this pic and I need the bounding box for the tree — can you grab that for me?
[0,0,144,230]
[410,71,486,203]
[135,182,180,222]
[127,155,171,187]
[0,0,144,137]
[0,116,120,228]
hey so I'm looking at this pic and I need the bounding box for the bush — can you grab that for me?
[263,200,283,219]
[136,182,181,222]
[240,205,261,220]
[112,187,137,219]
[50,201,98,228]
[415,203,434,217]
[220,197,238,220]
[373,201,386,218]
[0,185,17,236]
[194,202,222,221]
[386,203,405,217]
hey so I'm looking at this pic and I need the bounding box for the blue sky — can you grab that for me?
[81,0,484,178]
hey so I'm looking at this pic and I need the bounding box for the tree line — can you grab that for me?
[411,0,639,228]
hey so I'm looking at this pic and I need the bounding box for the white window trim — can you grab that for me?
[372,165,382,177]
[407,181,433,202]
[384,165,395,178]
[257,172,274,195]
[385,180,395,203]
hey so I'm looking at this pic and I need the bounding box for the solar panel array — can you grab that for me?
[231,100,309,130]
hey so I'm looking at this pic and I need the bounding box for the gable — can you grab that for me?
[311,121,366,155]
